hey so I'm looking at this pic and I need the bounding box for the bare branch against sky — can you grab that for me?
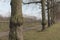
[23,0,41,3]
[0,0,60,19]
[0,0,42,19]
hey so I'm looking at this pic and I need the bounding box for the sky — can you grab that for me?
[0,0,47,19]
[0,0,11,17]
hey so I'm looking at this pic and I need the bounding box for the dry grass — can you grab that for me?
[0,22,9,32]
[0,21,60,40]
[23,22,60,40]
[0,21,40,32]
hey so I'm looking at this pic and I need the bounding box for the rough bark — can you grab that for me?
[52,0,56,24]
[41,0,46,31]
[51,0,56,24]
[9,0,23,40]
[50,0,54,25]
[47,0,51,27]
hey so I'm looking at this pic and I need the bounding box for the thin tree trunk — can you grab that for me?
[9,0,23,40]
[52,0,56,24]
[41,0,46,31]
[51,0,56,24]
[50,0,54,25]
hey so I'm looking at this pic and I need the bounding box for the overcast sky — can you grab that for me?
[0,0,47,19]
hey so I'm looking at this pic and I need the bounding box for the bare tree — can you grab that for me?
[50,0,56,24]
[23,0,47,31]
[52,0,56,24]
[9,0,23,40]
[47,0,51,27]
[41,0,46,31]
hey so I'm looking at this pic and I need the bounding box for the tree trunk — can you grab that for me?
[41,0,46,31]
[50,0,54,25]
[51,0,56,24]
[52,0,56,24]
[47,0,51,27]
[9,0,23,40]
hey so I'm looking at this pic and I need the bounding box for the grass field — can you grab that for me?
[0,22,9,32]
[23,22,60,40]
[0,22,60,40]
[0,21,41,32]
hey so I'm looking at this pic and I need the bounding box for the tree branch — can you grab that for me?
[23,1,41,4]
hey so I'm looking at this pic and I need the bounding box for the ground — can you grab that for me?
[24,22,60,40]
[0,21,60,40]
